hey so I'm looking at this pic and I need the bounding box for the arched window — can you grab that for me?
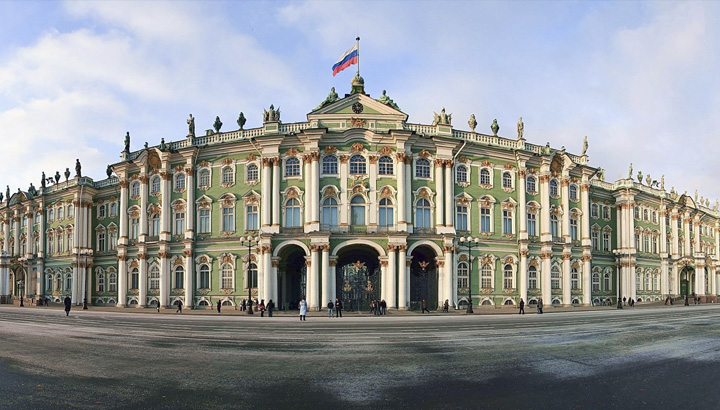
[151,175,161,194]
[46,274,53,292]
[636,271,642,291]
[55,274,62,292]
[109,202,117,216]
[131,216,139,240]
[97,271,105,293]
[221,263,234,289]
[456,165,468,183]
[571,267,579,290]
[653,274,659,291]
[222,166,235,184]
[99,205,106,218]
[592,272,600,291]
[603,272,611,291]
[149,266,160,290]
[350,196,366,225]
[527,212,537,236]
[570,217,578,241]
[591,230,599,250]
[457,262,469,290]
[502,172,512,189]
[569,184,578,201]
[285,198,301,227]
[456,203,468,231]
[645,274,651,291]
[285,157,300,177]
[591,203,599,218]
[349,154,366,175]
[526,176,536,193]
[481,264,493,289]
[415,198,431,229]
[322,155,338,175]
[246,203,258,231]
[108,271,117,292]
[503,264,513,289]
[480,206,491,233]
[174,266,184,289]
[246,164,259,181]
[550,214,559,238]
[247,263,258,289]
[502,209,513,235]
[175,173,186,190]
[321,197,338,228]
[174,209,185,235]
[549,179,559,196]
[551,266,561,289]
[603,230,611,251]
[58,206,64,220]
[65,273,72,291]
[480,168,491,185]
[415,158,430,178]
[198,169,210,187]
[149,213,160,237]
[199,264,210,289]
[643,209,649,221]
[130,267,139,290]
[222,206,235,232]
[378,198,393,227]
[378,156,393,175]
[97,231,106,252]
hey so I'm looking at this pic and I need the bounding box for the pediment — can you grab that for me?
[308,93,408,122]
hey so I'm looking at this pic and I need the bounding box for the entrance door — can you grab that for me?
[279,250,306,310]
[336,261,380,312]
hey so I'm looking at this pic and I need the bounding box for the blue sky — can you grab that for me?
[1,0,719,206]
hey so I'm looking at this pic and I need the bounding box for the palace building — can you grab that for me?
[1,75,718,310]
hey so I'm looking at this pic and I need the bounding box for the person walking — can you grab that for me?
[685,295,689,306]
[217,299,222,314]
[519,298,525,315]
[63,295,72,316]
[156,300,161,313]
[537,298,543,314]
[176,300,182,313]
[247,298,254,314]
[335,298,342,318]
[241,299,246,312]
[380,299,387,315]
[327,300,334,318]
[443,299,449,313]
[259,299,265,317]
[421,299,429,314]
[267,299,274,317]
[299,297,307,321]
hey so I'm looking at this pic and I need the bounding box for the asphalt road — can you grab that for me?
[1,305,719,409]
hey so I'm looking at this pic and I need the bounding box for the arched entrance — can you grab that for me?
[680,267,695,297]
[335,245,380,312]
[277,245,307,310]
[410,246,438,311]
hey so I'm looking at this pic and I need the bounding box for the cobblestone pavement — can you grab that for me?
[1,304,719,409]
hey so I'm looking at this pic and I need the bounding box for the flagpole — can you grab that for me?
[356,37,360,76]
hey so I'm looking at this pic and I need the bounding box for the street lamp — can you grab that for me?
[240,235,258,314]
[78,248,92,310]
[613,249,623,309]
[459,236,481,314]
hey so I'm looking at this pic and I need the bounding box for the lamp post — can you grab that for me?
[459,236,481,314]
[613,249,623,309]
[240,235,258,314]
[79,248,92,310]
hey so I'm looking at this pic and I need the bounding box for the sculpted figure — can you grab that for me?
[628,163,633,179]
[64,168,70,182]
[582,136,588,155]
[0,193,3,203]
[187,114,195,137]
[41,172,46,189]
[544,142,551,155]
[75,159,82,178]
[646,175,651,186]
[5,186,8,201]
[160,138,167,151]
[54,171,60,184]
[517,117,524,140]
[378,89,400,110]
[237,112,246,129]
[124,132,130,152]
[661,175,665,190]
[637,171,642,183]
[596,167,605,181]
[106,165,112,178]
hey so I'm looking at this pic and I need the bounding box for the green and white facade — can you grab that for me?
[1,77,719,310]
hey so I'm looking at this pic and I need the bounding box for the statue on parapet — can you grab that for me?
[106,165,112,179]
[263,105,281,123]
[646,174,651,186]
[517,117,524,140]
[544,142,551,155]
[3,186,7,202]
[237,112,246,129]
[160,138,167,151]
[41,171,46,189]
[468,114,477,133]
[0,192,3,203]
[124,132,130,153]
[213,116,223,133]
[75,159,82,178]
[661,175,665,190]
[187,114,195,137]
[637,171,642,184]
[432,108,452,126]
[582,136,588,156]
[596,167,605,181]
[378,90,400,110]
[28,183,37,197]
[64,168,70,182]
[490,119,499,136]
[54,171,60,184]
[628,163,633,179]
[315,87,339,110]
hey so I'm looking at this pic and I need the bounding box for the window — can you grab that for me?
[58,206,64,220]
[480,207,491,233]
[97,272,105,293]
[378,156,393,175]
[48,209,54,221]
[246,204,258,231]
[47,235,54,254]
[46,275,53,292]
[151,176,161,194]
[130,268,139,290]
[109,230,117,250]
[571,267,579,290]
[415,159,430,178]
[653,274,659,291]
[322,197,338,228]
[99,205,106,218]
[110,202,117,216]
[350,196,366,225]
[198,169,210,187]
[67,232,73,250]
[379,198,394,227]
[131,217,139,240]
[652,211,658,224]
[322,155,338,175]
[149,266,160,289]
[643,209,649,222]
[591,204,599,218]
[480,168,491,185]
[592,272,600,292]
[603,272,611,291]
[456,166,468,183]
[222,206,235,232]
[528,266,538,289]
[247,263,258,288]
[174,210,185,235]
[221,264,233,289]
[246,164,259,181]
[502,172,512,189]
[602,206,610,219]
[502,210,513,235]
[503,265,513,289]
[643,234,650,253]
[349,155,366,175]
[550,214,559,238]
[97,231,106,252]
[591,230,599,251]
[109,272,117,292]
[149,213,160,237]
[481,264,493,288]
[457,262,469,290]
[551,266,561,289]
[199,208,210,234]
[569,184,578,201]
[174,266,184,289]
[55,274,62,292]
[415,198,431,229]
[286,158,301,177]
[65,273,72,291]
[526,176,536,193]
[199,264,210,289]
[222,166,235,184]
[634,206,640,220]
[570,217,578,241]
[456,203,468,231]
[175,173,186,190]
[285,198,301,227]
[527,212,536,236]
[644,274,650,291]
[549,179,559,197]
[131,181,140,197]
[58,234,64,253]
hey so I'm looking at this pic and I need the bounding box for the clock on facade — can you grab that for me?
[352,102,364,114]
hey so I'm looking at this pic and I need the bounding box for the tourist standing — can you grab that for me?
[267,300,274,317]
[156,301,160,313]
[335,298,342,318]
[259,299,265,317]
[380,299,387,315]
[421,299,429,314]
[443,299,449,313]
[327,300,334,318]
[241,299,246,312]
[299,297,307,321]
[217,300,222,313]
[176,300,182,313]
[248,298,254,314]
[63,295,71,316]
[537,298,543,314]
[685,295,689,306]
[519,298,525,315]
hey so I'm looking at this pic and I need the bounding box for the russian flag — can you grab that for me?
[332,43,358,76]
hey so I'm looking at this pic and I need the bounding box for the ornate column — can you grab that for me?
[671,209,679,257]
[38,209,45,258]
[519,250,528,303]
[303,155,312,227]
[561,177,570,243]
[380,258,388,303]
[683,212,691,257]
[562,254,571,305]
[159,249,169,308]
[339,155,349,227]
[539,158,551,243]
[368,156,378,229]
[397,245,408,309]
[117,254,127,307]
[263,243,273,304]
[311,152,320,229]
[444,160,453,228]
[443,244,454,307]
[541,251,552,303]
[309,245,319,310]
[697,261,707,297]
[435,159,444,228]
[387,245,397,309]
[261,158,272,230]
[321,244,330,308]
[139,174,149,242]
[405,157,413,233]
[272,259,279,304]
[693,216,701,255]
[272,158,281,230]
[25,209,33,255]
[185,165,195,240]
[397,153,407,231]
[660,206,669,297]
[581,178,592,305]
[183,249,194,308]
[13,214,20,256]
[517,168,527,241]
[119,179,129,245]
[328,259,337,305]
[138,251,147,307]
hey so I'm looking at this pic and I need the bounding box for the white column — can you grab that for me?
[387,245,397,308]
[13,215,20,255]
[38,209,46,258]
[139,175,148,242]
[380,261,388,303]
[340,156,349,227]
[368,156,378,229]
[582,256,591,305]
[184,252,193,308]
[561,178,570,243]
[397,154,407,230]
[263,248,272,304]
[405,159,412,232]
[517,169,527,240]
[683,213,691,257]
[160,170,171,241]
[272,158,280,229]
[697,264,706,297]
[185,165,195,239]
[562,256,571,306]
[321,245,330,307]
[444,247,453,306]
[311,153,320,227]
[304,156,311,227]
[444,161,453,227]
[310,247,319,310]
[271,260,278,304]
[159,252,169,308]
[328,260,337,305]
[118,257,127,307]
[85,261,91,306]
[138,256,147,307]
[581,179,591,305]
[25,210,33,255]
[398,245,408,309]
[261,159,272,229]
[693,216,701,255]
[119,179,129,245]
[435,160,444,228]
[671,210,679,257]
[519,251,528,304]
[541,255,551,303]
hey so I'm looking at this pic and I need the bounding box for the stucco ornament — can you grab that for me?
[263,105,281,122]
[490,119,499,136]
[468,114,477,132]
[315,87,339,110]
[432,108,452,126]
[378,89,400,110]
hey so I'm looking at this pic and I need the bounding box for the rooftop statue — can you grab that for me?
[263,105,281,123]
[75,159,82,178]
[187,114,195,137]
[695,190,698,203]
[64,168,70,182]
[237,112,246,130]
[661,175,665,190]
[41,171,46,189]
[54,171,60,184]
[468,114,477,133]
[490,119,499,136]
[213,116,223,133]
[432,108,452,126]
[646,174,651,186]
[582,136,588,156]
[0,193,3,203]
[628,163,633,179]
[715,200,718,211]
[544,142,551,155]
[5,186,9,202]
[637,171,642,184]
[28,183,37,197]
[378,89,400,110]
[596,167,605,181]
[315,87,340,110]
[144,142,149,149]
[106,165,112,179]
[160,138,167,151]
[517,117,524,140]
[124,132,130,153]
